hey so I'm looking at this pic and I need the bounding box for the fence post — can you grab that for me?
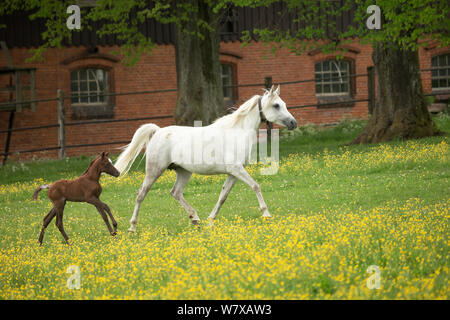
[57,89,66,159]
[367,66,375,115]
[30,69,36,112]
[264,76,273,143]
[15,70,22,112]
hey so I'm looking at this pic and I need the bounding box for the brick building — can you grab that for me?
[0,6,449,161]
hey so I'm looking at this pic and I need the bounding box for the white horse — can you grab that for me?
[115,85,297,232]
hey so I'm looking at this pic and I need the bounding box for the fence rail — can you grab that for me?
[2,68,446,162]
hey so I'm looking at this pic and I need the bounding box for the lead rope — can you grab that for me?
[257,97,269,127]
[258,97,273,145]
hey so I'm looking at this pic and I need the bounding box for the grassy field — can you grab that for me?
[0,115,449,299]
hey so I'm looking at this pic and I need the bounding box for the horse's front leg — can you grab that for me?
[54,200,71,245]
[100,202,117,233]
[228,165,271,218]
[88,197,116,236]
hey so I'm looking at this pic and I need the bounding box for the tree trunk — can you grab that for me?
[351,41,441,144]
[174,0,224,126]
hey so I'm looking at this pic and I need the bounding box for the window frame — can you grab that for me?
[314,59,352,97]
[68,65,115,120]
[220,62,238,108]
[431,53,450,92]
[70,68,109,107]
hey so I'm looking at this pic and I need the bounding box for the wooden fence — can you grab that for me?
[0,67,384,164]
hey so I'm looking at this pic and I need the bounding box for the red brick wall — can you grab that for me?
[0,41,445,161]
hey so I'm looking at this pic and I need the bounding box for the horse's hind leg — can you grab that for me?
[129,167,164,233]
[54,201,70,245]
[208,175,237,225]
[171,168,200,225]
[38,207,56,245]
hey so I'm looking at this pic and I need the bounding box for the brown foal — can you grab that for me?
[33,152,120,245]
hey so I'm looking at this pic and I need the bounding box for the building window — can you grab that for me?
[431,53,450,90]
[221,63,237,108]
[70,68,114,119]
[70,68,108,105]
[315,60,350,96]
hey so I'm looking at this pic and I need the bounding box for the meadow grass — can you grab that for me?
[0,115,449,299]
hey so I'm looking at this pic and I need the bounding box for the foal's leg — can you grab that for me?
[129,167,164,232]
[170,168,200,225]
[87,197,116,236]
[102,202,117,232]
[228,165,271,217]
[38,207,56,245]
[208,175,237,225]
[54,201,71,244]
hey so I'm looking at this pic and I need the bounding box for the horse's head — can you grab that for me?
[99,152,120,177]
[260,85,297,130]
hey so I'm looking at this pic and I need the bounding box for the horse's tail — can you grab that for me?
[115,123,160,176]
[32,184,50,200]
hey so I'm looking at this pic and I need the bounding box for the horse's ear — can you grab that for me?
[275,85,280,95]
[101,152,106,158]
[269,85,274,95]
[105,152,109,157]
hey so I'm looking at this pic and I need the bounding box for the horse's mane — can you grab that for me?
[82,155,100,175]
[211,95,261,129]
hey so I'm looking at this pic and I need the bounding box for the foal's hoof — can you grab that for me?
[110,232,117,236]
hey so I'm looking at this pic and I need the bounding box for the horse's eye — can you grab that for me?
[273,104,280,109]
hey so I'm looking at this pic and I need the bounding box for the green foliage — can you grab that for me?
[0,0,244,64]
[1,0,448,63]
[1,0,74,62]
[248,0,449,55]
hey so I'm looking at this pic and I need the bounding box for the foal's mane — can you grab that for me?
[82,155,101,175]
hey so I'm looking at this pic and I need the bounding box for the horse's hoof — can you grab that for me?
[111,232,117,236]
[192,219,200,226]
[262,213,272,218]
[128,228,136,234]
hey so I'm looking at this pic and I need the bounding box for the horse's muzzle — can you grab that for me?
[283,118,298,130]
[109,169,120,178]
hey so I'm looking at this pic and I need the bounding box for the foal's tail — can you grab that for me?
[115,123,160,176]
[32,185,50,200]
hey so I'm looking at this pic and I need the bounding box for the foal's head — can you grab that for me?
[260,85,297,130]
[97,152,120,177]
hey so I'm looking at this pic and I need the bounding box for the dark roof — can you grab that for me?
[0,3,357,49]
